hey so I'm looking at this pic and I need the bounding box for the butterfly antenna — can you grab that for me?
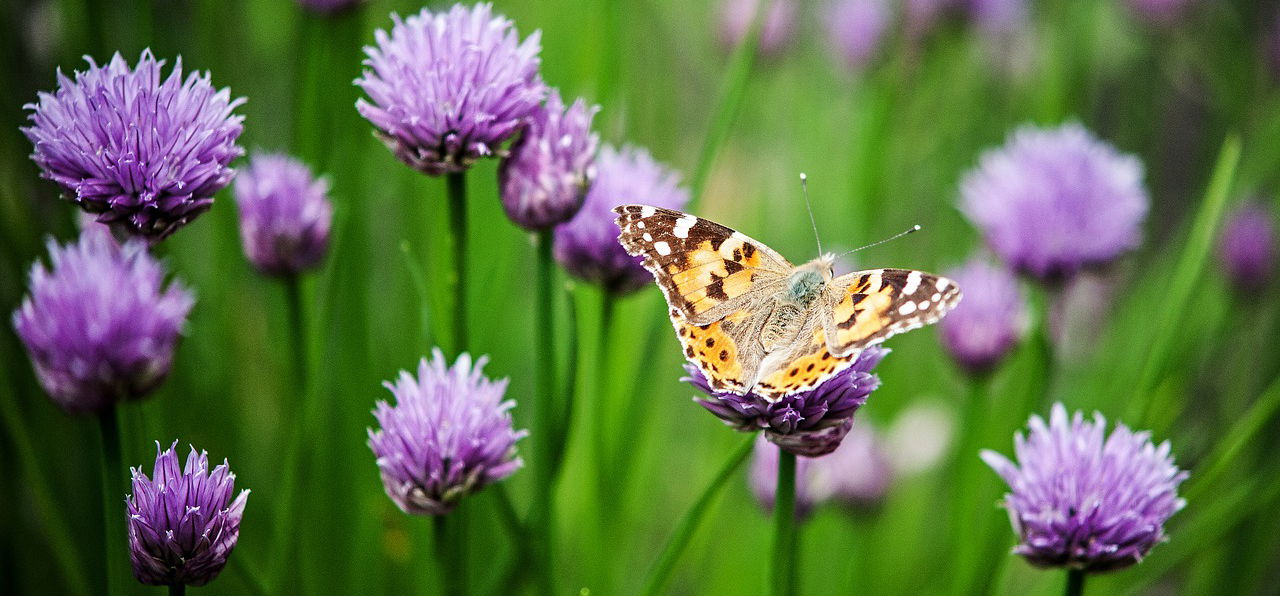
[839,225,922,257]
[800,173,823,256]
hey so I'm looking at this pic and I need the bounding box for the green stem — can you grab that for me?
[272,274,309,590]
[98,407,124,596]
[639,435,755,596]
[594,295,616,499]
[434,513,467,596]
[1065,569,1085,596]
[687,2,761,204]
[446,172,468,354]
[1128,136,1240,426]
[170,583,186,596]
[0,371,91,594]
[532,228,557,593]
[771,450,799,596]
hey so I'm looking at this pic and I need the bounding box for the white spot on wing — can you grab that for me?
[641,206,656,217]
[654,241,671,256]
[673,214,697,239]
[637,221,645,229]
[898,302,917,315]
[936,278,950,290]
[903,271,922,295]
[643,233,652,241]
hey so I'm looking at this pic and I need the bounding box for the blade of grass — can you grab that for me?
[1128,136,1240,427]
[638,435,755,596]
[1183,373,1280,504]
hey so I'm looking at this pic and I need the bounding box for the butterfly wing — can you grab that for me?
[750,317,859,401]
[669,307,770,395]
[823,269,962,357]
[614,205,792,325]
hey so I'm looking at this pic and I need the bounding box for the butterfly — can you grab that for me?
[614,204,962,401]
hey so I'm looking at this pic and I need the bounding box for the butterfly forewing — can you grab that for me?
[614,205,791,325]
[824,268,962,357]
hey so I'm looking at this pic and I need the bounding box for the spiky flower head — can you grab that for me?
[939,258,1029,375]
[369,349,526,516]
[749,421,891,519]
[23,50,245,239]
[824,0,891,72]
[556,144,689,295]
[718,0,798,57]
[1216,201,1275,291]
[356,3,546,176]
[127,441,249,586]
[498,90,599,230]
[688,347,888,457]
[981,403,1187,572]
[233,153,333,277]
[960,123,1149,281]
[12,229,193,414]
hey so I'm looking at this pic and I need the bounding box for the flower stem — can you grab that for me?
[770,450,798,596]
[98,407,124,596]
[272,273,309,590]
[594,294,616,499]
[532,228,558,592]
[445,171,469,354]
[1065,569,1085,596]
[434,514,466,596]
[639,434,754,596]
[170,584,186,596]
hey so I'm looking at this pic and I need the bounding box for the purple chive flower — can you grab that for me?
[23,50,245,240]
[824,419,892,509]
[1126,0,1199,26]
[369,349,526,516]
[355,4,546,176]
[127,441,249,587]
[233,153,333,277]
[960,123,1149,281]
[824,0,891,71]
[295,0,365,15]
[556,144,690,295]
[498,90,599,230]
[688,347,888,457]
[1216,202,1275,291]
[981,403,1187,572]
[12,229,194,414]
[718,0,798,57]
[939,258,1029,375]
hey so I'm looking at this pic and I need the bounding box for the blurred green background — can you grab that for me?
[2,0,1279,594]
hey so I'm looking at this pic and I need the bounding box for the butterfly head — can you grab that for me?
[787,253,838,305]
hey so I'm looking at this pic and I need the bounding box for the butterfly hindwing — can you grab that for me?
[751,320,858,400]
[670,308,769,395]
[615,205,791,325]
[824,268,962,357]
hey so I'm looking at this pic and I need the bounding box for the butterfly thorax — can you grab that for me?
[761,256,836,352]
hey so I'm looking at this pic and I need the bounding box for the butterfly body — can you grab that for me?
[614,204,961,401]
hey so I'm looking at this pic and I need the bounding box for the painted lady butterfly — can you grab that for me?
[614,204,962,401]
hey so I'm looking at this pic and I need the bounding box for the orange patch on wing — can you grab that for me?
[754,326,853,399]
[831,278,896,346]
[673,310,748,392]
